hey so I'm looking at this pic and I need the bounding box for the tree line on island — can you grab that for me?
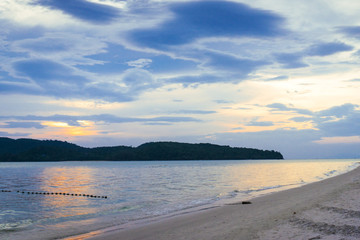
[0,137,283,162]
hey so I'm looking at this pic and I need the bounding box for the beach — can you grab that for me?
[80,165,360,240]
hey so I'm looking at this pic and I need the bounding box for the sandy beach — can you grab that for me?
[72,166,360,240]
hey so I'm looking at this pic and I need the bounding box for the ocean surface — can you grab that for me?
[0,159,358,240]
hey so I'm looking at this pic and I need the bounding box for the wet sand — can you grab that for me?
[74,166,360,240]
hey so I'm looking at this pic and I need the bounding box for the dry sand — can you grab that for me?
[71,166,360,240]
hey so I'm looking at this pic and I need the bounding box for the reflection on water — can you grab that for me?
[40,166,96,218]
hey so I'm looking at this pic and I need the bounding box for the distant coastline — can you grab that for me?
[0,137,283,162]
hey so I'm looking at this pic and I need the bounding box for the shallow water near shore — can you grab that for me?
[0,159,358,240]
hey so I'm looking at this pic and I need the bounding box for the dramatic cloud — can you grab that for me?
[130,1,285,49]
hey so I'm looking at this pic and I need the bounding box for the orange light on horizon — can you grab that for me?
[40,120,98,137]
[64,127,97,136]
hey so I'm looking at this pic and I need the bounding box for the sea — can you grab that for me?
[0,159,358,240]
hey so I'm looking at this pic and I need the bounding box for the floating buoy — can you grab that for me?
[10,189,107,199]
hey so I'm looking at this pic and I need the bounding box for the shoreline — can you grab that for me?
[64,165,360,240]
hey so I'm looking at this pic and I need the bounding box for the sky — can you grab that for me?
[0,0,360,159]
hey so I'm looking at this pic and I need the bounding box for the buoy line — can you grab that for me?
[0,189,108,199]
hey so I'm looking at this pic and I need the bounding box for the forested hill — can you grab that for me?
[0,137,283,162]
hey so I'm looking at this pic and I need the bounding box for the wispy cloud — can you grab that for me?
[314,104,360,137]
[306,42,354,56]
[265,75,289,81]
[266,103,313,116]
[172,110,217,115]
[274,41,353,69]
[0,131,30,137]
[338,26,360,38]
[0,114,201,126]
[2,122,45,129]
[274,52,308,69]
[246,120,274,127]
[202,51,269,76]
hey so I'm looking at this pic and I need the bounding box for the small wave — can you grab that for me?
[0,219,33,232]
[117,205,143,213]
[226,190,240,198]
[324,170,337,177]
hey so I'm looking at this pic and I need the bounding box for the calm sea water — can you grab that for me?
[0,159,358,240]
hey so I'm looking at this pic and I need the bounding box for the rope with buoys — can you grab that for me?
[0,189,108,199]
